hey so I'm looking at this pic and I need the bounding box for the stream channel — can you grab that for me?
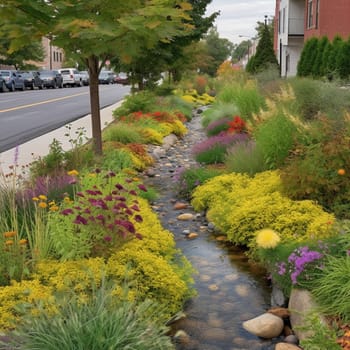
[144,110,281,350]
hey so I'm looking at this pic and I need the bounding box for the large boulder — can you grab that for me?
[242,313,284,339]
[288,288,327,341]
[275,343,302,350]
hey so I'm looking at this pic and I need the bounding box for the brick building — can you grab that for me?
[274,0,350,77]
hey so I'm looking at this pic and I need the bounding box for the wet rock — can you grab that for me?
[242,313,284,339]
[283,325,294,336]
[224,273,239,282]
[187,232,199,240]
[215,235,227,241]
[174,330,191,345]
[284,334,299,345]
[173,202,188,210]
[288,288,327,341]
[199,274,212,282]
[271,284,287,307]
[177,213,194,221]
[267,307,290,319]
[208,284,219,291]
[235,284,249,297]
[207,222,215,231]
[275,343,302,350]
[182,229,190,235]
[201,327,230,342]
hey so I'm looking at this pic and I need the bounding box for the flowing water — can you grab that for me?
[144,112,281,350]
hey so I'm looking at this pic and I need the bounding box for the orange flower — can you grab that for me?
[38,202,48,209]
[67,170,79,176]
[5,240,14,245]
[19,239,27,245]
[49,205,59,212]
[39,195,47,201]
[4,231,17,238]
[338,169,346,176]
[32,197,39,201]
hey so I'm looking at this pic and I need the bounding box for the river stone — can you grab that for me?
[173,330,191,344]
[208,284,219,291]
[173,202,188,210]
[284,334,299,345]
[288,288,327,341]
[235,284,249,297]
[271,284,287,307]
[242,313,284,339]
[187,232,198,240]
[267,307,290,319]
[177,213,194,221]
[275,343,301,350]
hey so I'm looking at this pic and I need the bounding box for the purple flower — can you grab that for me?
[104,235,112,242]
[137,184,147,192]
[61,208,74,215]
[74,215,88,225]
[76,192,85,197]
[134,215,143,223]
[115,184,124,190]
[130,204,140,211]
[277,262,286,275]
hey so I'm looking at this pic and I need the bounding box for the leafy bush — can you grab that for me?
[192,133,249,164]
[191,171,335,253]
[224,140,267,176]
[7,282,175,350]
[103,122,146,144]
[288,78,350,119]
[281,116,350,218]
[113,91,157,117]
[254,111,298,169]
[101,148,134,171]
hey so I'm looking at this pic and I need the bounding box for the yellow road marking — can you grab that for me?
[0,91,89,113]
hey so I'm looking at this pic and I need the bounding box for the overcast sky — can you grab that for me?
[205,0,276,44]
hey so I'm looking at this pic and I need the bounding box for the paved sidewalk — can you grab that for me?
[0,101,122,173]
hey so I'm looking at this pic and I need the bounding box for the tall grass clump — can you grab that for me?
[201,103,240,128]
[216,82,266,120]
[225,140,267,176]
[254,111,298,169]
[7,282,174,350]
[103,123,146,144]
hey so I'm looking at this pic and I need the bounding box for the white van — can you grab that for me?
[58,68,83,87]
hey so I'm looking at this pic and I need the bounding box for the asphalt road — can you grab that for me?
[0,84,130,152]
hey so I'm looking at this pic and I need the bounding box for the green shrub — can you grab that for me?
[201,103,240,128]
[8,282,175,350]
[281,116,350,218]
[103,123,146,144]
[224,140,267,176]
[102,148,134,171]
[113,91,157,117]
[254,111,298,169]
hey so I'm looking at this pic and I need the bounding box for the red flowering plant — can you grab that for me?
[54,171,146,259]
[227,116,247,134]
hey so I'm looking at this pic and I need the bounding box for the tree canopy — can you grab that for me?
[0,0,194,154]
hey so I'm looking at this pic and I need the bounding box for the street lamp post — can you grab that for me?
[238,35,252,61]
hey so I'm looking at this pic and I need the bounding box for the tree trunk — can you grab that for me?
[88,55,102,156]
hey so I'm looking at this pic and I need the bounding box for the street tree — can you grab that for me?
[0,38,44,70]
[0,0,193,155]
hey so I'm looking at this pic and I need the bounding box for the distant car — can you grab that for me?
[0,70,25,91]
[58,68,83,87]
[98,71,114,84]
[19,71,45,90]
[40,70,63,89]
[114,72,129,85]
[79,71,89,86]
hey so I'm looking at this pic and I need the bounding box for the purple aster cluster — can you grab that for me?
[276,246,324,285]
[205,117,231,136]
[192,133,250,157]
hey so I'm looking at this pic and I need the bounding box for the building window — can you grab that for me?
[307,0,313,28]
[278,10,281,33]
[282,8,285,33]
[315,0,320,28]
[59,52,62,62]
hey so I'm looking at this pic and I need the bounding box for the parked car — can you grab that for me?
[114,72,129,85]
[98,71,114,84]
[58,68,83,87]
[0,70,25,91]
[79,71,89,86]
[40,70,64,89]
[19,71,45,90]
[0,74,7,92]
